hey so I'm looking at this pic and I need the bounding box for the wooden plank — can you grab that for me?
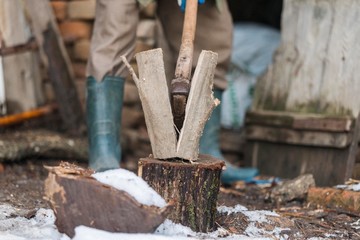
[253,0,360,118]
[176,50,219,161]
[245,141,352,186]
[246,125,353,148]
[246,110,353,132]
[24,0,85,133]
[130,49,178,159]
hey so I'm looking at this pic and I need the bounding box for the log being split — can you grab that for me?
[139,154,224,232]
[122,49,219,161]
[44,162,171,237]
[123,48,223,232]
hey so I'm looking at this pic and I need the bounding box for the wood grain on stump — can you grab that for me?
[138,154,224,232]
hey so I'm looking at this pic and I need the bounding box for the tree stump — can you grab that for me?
[138,154,224,232]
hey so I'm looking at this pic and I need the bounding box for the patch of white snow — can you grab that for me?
[72,225,192,240]
[335,183,360,192]
[92,168,166,207]
[0,206,66,240]
[217,205,289,239]
[351,219,360,230]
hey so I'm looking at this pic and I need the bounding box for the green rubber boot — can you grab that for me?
[200,90,258,184]
[86,76,124,172]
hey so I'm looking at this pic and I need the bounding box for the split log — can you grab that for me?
[124,49,219,161]
[45,163,171,237]
[124,49,178,159]
[177,50,219,160]
[138,155,224,232]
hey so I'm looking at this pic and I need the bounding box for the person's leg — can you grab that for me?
[157,0,258,183]
[86,0,139,171]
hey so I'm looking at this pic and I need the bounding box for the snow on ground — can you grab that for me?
[92,168,167,207]
[0,169,290,239]
[0,205,65,240]
[0,204,282,240]
[218,205,290,239]
[335,183,360,192]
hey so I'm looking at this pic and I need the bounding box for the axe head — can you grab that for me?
[171,78,190,132]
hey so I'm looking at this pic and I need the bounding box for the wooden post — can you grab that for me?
[23,0,85,133]
[138,155,224,232]
[245,0,360,186]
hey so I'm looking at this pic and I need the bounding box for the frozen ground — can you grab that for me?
[1,165,359,239]
[0,204,290,240]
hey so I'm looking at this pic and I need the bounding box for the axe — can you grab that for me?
[170,0,198,132]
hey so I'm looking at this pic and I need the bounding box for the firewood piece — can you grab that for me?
[177,50,219,160]
[125,50,219,161]
[307,187,360,213]
[125,49,177,159]
[44,163,171,237]
[138,154,225,232]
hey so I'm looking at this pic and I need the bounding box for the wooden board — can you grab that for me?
[246,110,353,132]
[253,0,360,118]
[138,155,224,232]
[245,140,357,187]
[246,125,353,148]
[245,0,360,187]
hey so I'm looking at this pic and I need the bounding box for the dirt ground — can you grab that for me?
[0,115,360,239]
[1,158,359,239]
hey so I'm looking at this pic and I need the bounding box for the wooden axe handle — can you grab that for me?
[174,0,198,80]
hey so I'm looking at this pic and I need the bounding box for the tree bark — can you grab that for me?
[45,163,170,237]
[138,155,224,232]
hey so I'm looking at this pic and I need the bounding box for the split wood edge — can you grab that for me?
[121,48,219,161]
